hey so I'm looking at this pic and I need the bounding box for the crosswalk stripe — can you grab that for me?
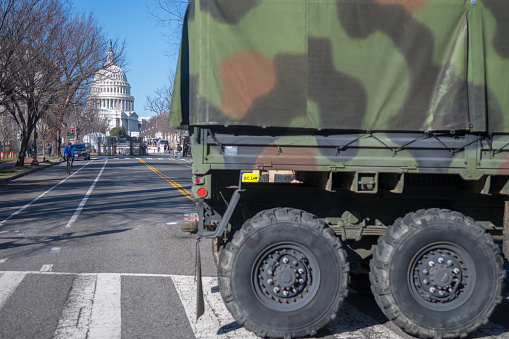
[0,272,26,310]
[170,275,405,338]
[54,273,122,339]
[171,275,258,338]
[0,271,506,338]
[88,273,122,338]
[54,275,96,339]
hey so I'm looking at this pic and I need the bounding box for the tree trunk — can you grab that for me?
[16,127,33,167]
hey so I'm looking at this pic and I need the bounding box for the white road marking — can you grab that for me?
[0,270,507,338]
[66,160,107,228]
[0,258,7,263]
[171,275,258,338]
[88,273,121,338]
[0,161,91,226]
[50,247,61,253]
[170,275,509,339]
[54,274,97,339]
[166,222,178,225]
[0,272,26,310]
[40,265,53,272]
[0,270,174,277]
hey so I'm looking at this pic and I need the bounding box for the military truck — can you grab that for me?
[170,1,508,338]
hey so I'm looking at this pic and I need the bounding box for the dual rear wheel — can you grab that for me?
[217,208,505,338]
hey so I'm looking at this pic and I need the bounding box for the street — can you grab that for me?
[0,155,508,339]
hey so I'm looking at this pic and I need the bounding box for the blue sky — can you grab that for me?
[72,0,180,118]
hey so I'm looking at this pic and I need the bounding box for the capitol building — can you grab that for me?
[88,43,143,136]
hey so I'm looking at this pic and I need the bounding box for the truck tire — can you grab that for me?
[218,207,349,338]
[370,209,505,338]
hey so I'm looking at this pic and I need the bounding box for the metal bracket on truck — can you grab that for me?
[196,173,245,239]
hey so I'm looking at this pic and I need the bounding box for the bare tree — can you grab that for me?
[148,0,188,52]
[0,0,66,165]
[144,72,183,144]
[50,11,126,157]
[145,72,174,116]
[0,0,126,167]
[147,0,189,140]
[0,113,16,157]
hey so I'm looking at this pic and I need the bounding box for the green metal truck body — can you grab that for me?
[170,1,508,338]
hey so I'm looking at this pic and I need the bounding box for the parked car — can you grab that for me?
[73,143,90,160]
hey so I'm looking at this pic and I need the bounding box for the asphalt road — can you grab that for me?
[0,155,508,339]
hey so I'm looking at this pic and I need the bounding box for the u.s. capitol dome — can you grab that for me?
[88,42,140,135]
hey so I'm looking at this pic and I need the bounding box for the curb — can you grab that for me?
[0,162,60,184]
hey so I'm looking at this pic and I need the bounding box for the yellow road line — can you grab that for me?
[139,159,193,201]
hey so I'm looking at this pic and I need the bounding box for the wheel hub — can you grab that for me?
[411,246,473,307]
[254,246,318,310]
[277,267,296,287]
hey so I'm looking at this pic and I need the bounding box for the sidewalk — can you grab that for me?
[0,156,60,183]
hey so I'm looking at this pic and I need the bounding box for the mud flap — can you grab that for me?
[195,238,205,320]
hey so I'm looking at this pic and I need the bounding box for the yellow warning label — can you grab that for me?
[242,173,259,183]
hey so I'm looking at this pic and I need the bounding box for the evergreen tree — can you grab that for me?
[109,126,128,139]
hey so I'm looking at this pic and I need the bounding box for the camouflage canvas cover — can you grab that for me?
[170,0,509,133]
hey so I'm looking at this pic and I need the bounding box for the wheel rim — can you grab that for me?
[409,243,476,311]
[252,243,321,312]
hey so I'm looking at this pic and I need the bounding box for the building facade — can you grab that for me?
[88,43,141,136]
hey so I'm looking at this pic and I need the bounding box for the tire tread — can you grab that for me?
[218,207,349,338]
[369,209,505,339]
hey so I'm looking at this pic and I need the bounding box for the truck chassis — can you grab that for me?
[189,127,507,339]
